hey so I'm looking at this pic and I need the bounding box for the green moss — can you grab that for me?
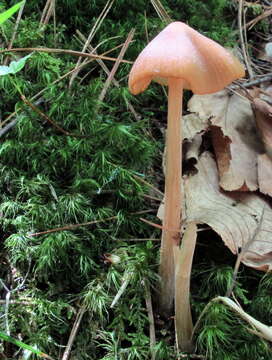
[1,1,271,359]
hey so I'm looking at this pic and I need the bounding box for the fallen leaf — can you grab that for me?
[188,91,260,191]
[257,154,272,196]
[158,142,272,271]
[252,96,272,159]
[183,151,272,271]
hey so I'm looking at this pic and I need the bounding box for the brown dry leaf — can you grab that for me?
[183,151,272,271]
[157,112,272,271]
[258,154,272,196]
[252,97,272,158]
[188,90,260,191]
[158,148,272,270]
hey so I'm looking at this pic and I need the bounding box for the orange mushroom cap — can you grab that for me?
[129,22,245,95]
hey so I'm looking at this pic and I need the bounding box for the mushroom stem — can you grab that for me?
[174,222,197,353]
[159,78,183,315]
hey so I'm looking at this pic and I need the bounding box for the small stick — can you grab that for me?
[75,32,139,121]
[110,271,132,308]
[69,0,114,87]
[39,0,51,25]
[246,8,272,30]
[3,1,25,65]
[0,47,133,64]
[28,216,120,237]
[0,44,131,129]
[98,29,135,102]
[28,210,155,237]
[238,0,254,78]
[143,279,156,360]
[61,305,86,360]
[21,95,89,138]
[230,73,272,90]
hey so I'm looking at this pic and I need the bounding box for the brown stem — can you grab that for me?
[159,78,183,315]
[174,222,197,353]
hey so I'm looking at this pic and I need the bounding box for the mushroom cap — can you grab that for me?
[129,22,245,95]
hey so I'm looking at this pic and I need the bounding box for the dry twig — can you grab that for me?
[21,95,89,138]
[238,0,254,78]
[62,305,87,360]
[28,210,156,237]
[143,279,156,360]
[69,0,115,87]
[0,47,132,64]
[98,29,135,103]
[3,1,25,65]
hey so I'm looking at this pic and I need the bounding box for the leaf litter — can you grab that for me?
[159,87,272,271]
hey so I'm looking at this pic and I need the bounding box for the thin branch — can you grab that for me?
[110,271,132,308]
[77,37,139,120]
[133,174,164,198]
[21,95,89,138]
[69,0,115,87]
[143,279,156,360]
[61,305,87,360]
[39,0,51,25]
[98,28,135,103]
[28,216,119,237]
[3,1,25,65]
[238,0,254,78]
[230,73,272,90]
[0,47,133,64]
[150,0,172,23]
[246,8,272,30]
[28,210,156,237]
[0,44,131,129]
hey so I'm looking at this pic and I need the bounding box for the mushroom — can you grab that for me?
[128,21,245,349]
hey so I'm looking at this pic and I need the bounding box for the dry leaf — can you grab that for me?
[188,91,260,191]
[182,151,272,271]
[257,154,272,196]
[252,97,272,158]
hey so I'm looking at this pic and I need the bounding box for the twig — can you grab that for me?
[43,0,55,27]
[28,210,156,237]
[21,95,89,138]
[150,0,172,23]
[39,0,51,25]
[117,238,159,242]
[76,31,139,120]
[0,47,133,64]
[28,216,119,237]
[238,0,254,78]
[69,0,115,87]
[0,300,34,305]
[246,8,272,30]
[133,174,164,198]
[61,305,87,360]
[0,118,17,138]
[3,1,25,65]
[230,73,272,90]
[0,44,132,129]
[110,271,132,308]
[143,279,156,360]
[98,29,135,103]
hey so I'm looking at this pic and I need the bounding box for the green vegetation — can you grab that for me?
[0,1,271,359]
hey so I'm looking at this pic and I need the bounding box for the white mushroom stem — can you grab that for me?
[159,78,183,314]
